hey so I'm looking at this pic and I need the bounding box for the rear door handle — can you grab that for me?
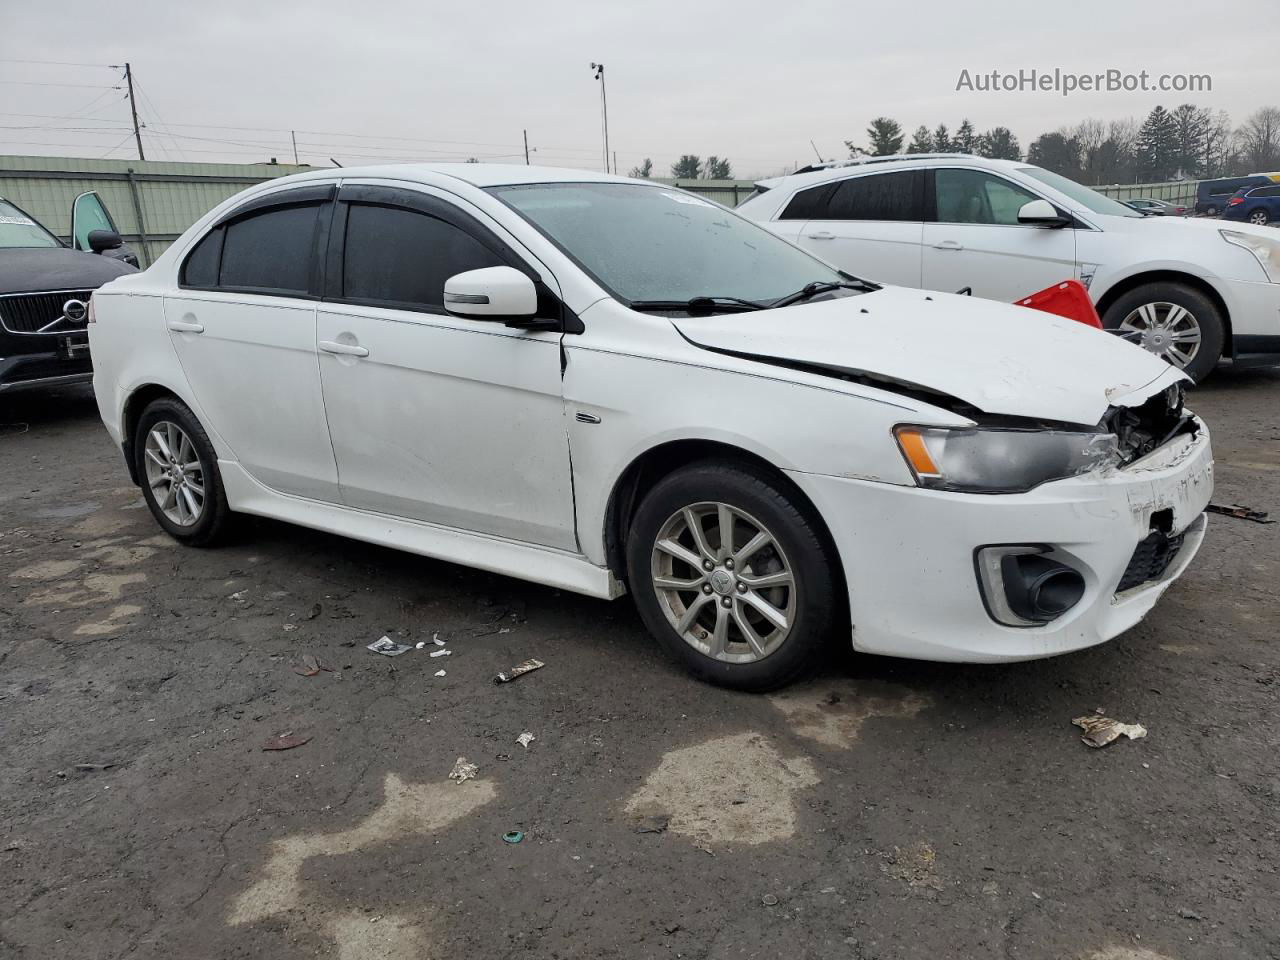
[318,340,370,358]
[167,319,204,333]
[806,230,835,240]
[931,240,964,251]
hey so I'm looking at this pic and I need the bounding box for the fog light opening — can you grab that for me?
[975,546,1086,628]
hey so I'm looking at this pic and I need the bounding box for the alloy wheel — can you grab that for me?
[1114,301,1202,369]
[1249,210,1269,225]
[650,501,796,664]
[143,420,206,526]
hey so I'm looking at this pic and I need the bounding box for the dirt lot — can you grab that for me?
[2,370,1278,960]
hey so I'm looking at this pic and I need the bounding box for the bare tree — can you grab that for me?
[1238,106,1280,171]
[1202,110,1237,177]
[1071,119,1107,184]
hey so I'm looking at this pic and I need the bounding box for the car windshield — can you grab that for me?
[487,182,847,306]
[1018,167,1142,218]
[0,199,61,249]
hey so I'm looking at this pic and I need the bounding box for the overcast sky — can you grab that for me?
[2,0,1277,178]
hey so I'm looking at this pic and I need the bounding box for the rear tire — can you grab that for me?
[1101,281,1224,384]
[133,397,231,546]
[625,459,839,692]
[1249,208,1270,226]
[1205,204,1218,217]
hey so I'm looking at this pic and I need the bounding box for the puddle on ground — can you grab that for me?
[329,911,428,960]
[624,732,818,847]
[228,773,497,926]
[768,681,931,748]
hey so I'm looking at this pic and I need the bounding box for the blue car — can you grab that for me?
[1222,183,1280,226]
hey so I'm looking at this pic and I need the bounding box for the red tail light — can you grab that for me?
[1228,197,1244,206]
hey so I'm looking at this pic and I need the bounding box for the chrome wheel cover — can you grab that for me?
[1114,301,1202,369]
[143,420,205,527]
[650,501,796,664]
[1249,210,1268,225]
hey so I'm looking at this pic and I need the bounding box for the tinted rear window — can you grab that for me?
[779,183,835,220]
[181,228,222,287]
[825,171,923,221]
[219,204,319,293]
[341,203,501,309]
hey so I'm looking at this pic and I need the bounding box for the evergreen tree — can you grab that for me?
[977,127,1021,160]
[906,126,934,154]
[857,117,904,156]
[670,155,702,179]
[954,119,977,154]
[629,158,653,178]
[1135,106,1178,180]
[1170,104,1209,178]
[933,124,952,153]
[704,156,733,179]
[1027,132,1081,178]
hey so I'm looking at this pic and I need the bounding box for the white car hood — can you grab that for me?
[674,286,1184,425]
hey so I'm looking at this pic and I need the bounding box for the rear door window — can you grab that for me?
[822,171,924,221]
[338,203,504,311]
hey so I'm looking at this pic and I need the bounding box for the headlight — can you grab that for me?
[1221,229,1280,283]
[894,425,1120,494]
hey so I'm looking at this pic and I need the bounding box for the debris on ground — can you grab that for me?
[502,830,524,844]
[494,658,545,684]
[449,757,478,783]
[432,633,445,646]
[516,732,535,750]
[415,641,426,650]
[73,762,116,772]
[262,733,312,751]
[634,814,669,834]
[305,603,322,620]
[367,636,411,657]
[429,648,451,658]
[1073,713,1148,748]
[292,653,333,677]
[434,669,447,678]
[761,894,779,906]
[881,842,942,890]
[1207,503,1274,524]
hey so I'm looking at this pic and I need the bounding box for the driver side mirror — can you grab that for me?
[1017,199,1071,228]
[87,229,124,253]
[444,266,540,323]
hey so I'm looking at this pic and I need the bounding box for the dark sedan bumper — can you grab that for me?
[0,332,92,393]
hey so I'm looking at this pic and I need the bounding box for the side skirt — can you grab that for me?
[219,461,626,600]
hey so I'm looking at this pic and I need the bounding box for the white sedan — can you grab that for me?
[88,165,1213,690]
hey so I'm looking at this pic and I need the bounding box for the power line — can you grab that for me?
[0,80,122,89]
[0,59,116,68]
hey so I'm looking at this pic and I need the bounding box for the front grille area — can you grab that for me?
[1116,529,1185,592]
[0,290,93,334]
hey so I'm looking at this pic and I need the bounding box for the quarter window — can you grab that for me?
[935,169,1040,225]
[218,203,320,294]
[340,203,503,309]
[778,183,835,221]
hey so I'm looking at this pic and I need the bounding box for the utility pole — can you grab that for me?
[590,62,610,173]
[291,130,299,165]
[613,150,617,176]
[124,62,145,161]
[523,129,530,165]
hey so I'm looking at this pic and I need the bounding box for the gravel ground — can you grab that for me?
[1,370,1278,960]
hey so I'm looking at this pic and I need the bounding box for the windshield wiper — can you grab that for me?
[630,295,765,314]
[770,278,877,309]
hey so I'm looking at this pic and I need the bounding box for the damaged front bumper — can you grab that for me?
[787,418,1213,663]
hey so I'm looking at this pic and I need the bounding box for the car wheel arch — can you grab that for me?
[120,383,195,484]
[602,438,845,595]
[1093,270,1233,358]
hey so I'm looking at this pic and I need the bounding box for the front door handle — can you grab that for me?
[806,230,835,240]
[931,240,964,251]
[167,319,204,333]
[318,339,370,358]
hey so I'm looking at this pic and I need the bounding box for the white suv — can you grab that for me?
[738,155,1280,382]
[89,165,1211,690]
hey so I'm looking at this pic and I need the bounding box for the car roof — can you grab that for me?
[754,154,1027,190]
[262,163,642,190]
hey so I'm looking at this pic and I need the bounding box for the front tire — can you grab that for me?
[134,397,231,546]
[1101,281,1224,383]
[625,460,839,692]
